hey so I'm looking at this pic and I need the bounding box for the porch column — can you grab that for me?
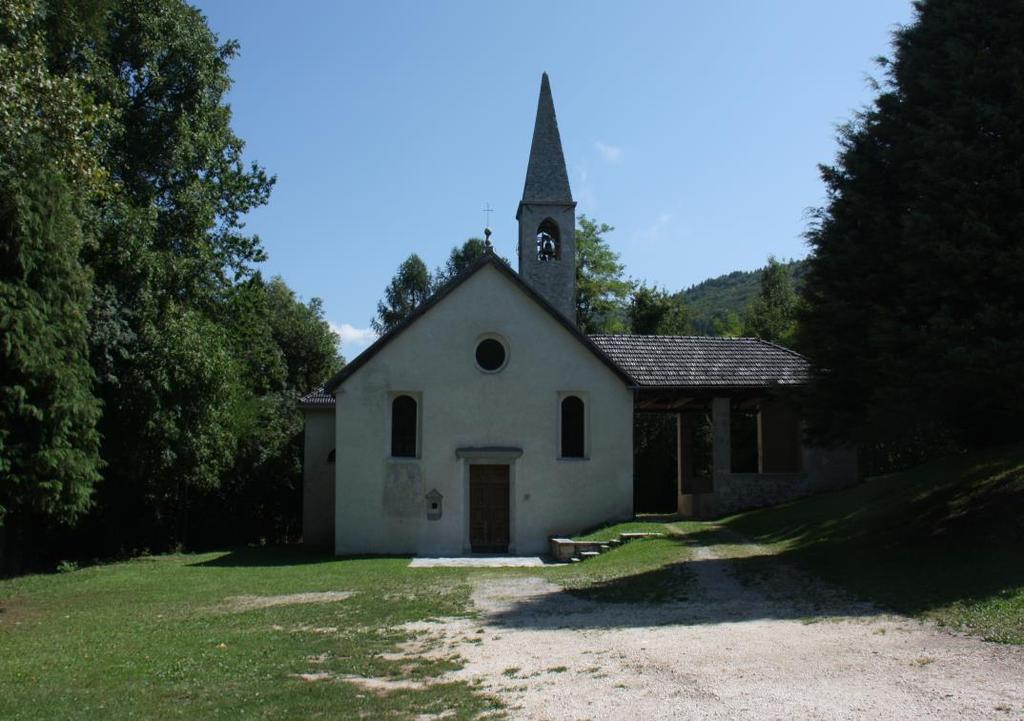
[712,397,731,482]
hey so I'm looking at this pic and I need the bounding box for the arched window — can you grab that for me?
[561,395,585,458]
[327,448,336,463]
[536,218,560,261]
[391,395,417,458]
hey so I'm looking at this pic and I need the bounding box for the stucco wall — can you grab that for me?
[333,264,634,556]
[302,408,336,547]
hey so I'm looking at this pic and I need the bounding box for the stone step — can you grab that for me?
[620,532,664,541]
[550,529,664,563]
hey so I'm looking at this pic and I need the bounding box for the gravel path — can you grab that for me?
[411,531,1024,720]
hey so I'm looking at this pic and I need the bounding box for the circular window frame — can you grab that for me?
[474,334,509,373]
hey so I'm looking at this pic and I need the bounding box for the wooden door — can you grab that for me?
[469,464,510,553]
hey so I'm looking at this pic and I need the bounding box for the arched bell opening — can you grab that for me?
[536,218,561,261]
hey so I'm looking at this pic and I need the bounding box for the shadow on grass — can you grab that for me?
[720,447,1024,627]
[189,545,340,568]
[190,545,421,569]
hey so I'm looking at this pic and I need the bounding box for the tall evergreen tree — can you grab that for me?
[371,254,432,334]
[0,170,102,532]
[0,1,105,561]
[742,256,798,346]
[432,238,489,289]
[799,0,1024,448]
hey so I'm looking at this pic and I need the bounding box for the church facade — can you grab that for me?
[300,74,857,556]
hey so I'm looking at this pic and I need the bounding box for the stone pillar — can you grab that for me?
[676,412,685,497]
[712,397,731,483]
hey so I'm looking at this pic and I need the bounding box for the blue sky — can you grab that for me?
[194,0,915,357]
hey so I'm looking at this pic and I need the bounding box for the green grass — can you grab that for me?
[550,522,698,603]
[571,520,669,541]
[723,443,1024,643]
[0,547,502,720]
[0,528,697,719]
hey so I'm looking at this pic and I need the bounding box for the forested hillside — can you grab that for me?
[681,259,807,334]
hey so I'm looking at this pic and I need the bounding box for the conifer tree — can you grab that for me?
[0,0,104,542]
[800,0,1024,447]
[0,169,103,531]
[432,238,489,289]
[743,257,797,347]
[372,254,432,334]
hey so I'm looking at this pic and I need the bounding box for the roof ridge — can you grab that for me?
[588,333,765,342]
[755,336,811,361]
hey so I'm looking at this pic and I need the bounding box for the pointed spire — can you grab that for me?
[522,73,573,203]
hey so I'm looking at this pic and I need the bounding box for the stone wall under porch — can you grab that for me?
[637,390,859,519]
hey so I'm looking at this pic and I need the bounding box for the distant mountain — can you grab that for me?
[680,258,808,335]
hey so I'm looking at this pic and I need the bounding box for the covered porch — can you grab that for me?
[633,387,852,519]
[588,334,860,519]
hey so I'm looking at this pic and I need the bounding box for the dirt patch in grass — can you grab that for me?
[0,595,40,628]
[222,591,352,612]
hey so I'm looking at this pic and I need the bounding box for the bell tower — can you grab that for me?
[517,73,577,322]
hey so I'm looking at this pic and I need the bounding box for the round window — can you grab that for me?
[475,338,507,372]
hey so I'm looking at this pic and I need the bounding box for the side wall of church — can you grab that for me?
[332,264,634,556]
[302,407,336,547]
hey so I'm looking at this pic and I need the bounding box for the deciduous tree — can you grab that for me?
[575,216,632,333]
[629,284,692,335]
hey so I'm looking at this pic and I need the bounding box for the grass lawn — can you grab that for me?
[0,549,500,720]
[554,521,697,603]
[723,442,1024,644]
[0,528,693,720]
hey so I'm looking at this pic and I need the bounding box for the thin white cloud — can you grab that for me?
[637,212,674,243]
[329,322,377,357]
[574,163,597,212]
[594,140,624,165]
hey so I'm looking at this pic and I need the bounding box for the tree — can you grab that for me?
[629,284,692,335]
[195,276,342,548]
[432,238,489,289]
[575,216,632,333]
[799,0,1024,448]
[742,256,798,346]
[60,0,276,553]
[262,277,343,391]
[0,1,105,561]
[711,311,744,338]
[0,169,103,533]
[372,254,431,334]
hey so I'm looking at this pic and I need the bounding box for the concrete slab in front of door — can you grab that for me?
[409,556,551,568]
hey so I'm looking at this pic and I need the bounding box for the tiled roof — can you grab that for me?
[305,334,809,407]
[299,386,335,408]
[588,334,809,388]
